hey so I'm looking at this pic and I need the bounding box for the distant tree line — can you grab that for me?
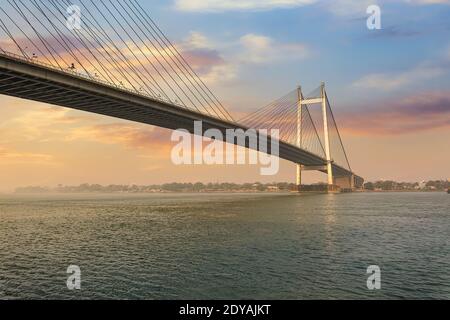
[363,180,449,191]
[14,182,298,194]
[14,180,449,194]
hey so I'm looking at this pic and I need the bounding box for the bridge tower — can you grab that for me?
[296,82,338,192]
[296,86,303,187]
[320,82,334,187]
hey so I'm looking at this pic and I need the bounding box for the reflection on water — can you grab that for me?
[323,195,338,252]
[0,192,449,299]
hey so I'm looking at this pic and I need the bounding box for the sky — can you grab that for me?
[0,0,449,191]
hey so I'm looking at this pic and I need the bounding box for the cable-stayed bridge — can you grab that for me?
[0,0,363,191]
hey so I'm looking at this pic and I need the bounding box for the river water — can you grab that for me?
[0,192,449,299]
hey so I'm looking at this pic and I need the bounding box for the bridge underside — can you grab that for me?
[0,53,363,188]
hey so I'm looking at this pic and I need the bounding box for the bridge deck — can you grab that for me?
[0,52,363,185]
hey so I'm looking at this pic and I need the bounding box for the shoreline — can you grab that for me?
[3,190,448,196]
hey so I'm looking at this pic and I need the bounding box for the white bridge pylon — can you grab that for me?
[238,81,360,191]
[296,83,355,190]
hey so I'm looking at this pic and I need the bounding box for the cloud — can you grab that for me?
[239,34,309,64]
[174,0,450,16]
[353,45,450,91]
[177,31,309,83]
[404,0,450,4]
[0,100,174,166]
[341,91,450,135]
[182,31,214,50]
[325,0,376,17]
[68,123,173,150]
[0,105,98,143]
[176,32,311,84]
[352,63,445,91]
[0,146,55,165]
[178,31,236,84]
[175,0,316,12]
[200,63,239,83]
[182,48,225,73]
[366,25,422,39]
[0,35,82,58]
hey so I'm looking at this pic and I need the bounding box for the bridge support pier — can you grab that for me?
[334,175,355,192]
[296,164,302,189]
